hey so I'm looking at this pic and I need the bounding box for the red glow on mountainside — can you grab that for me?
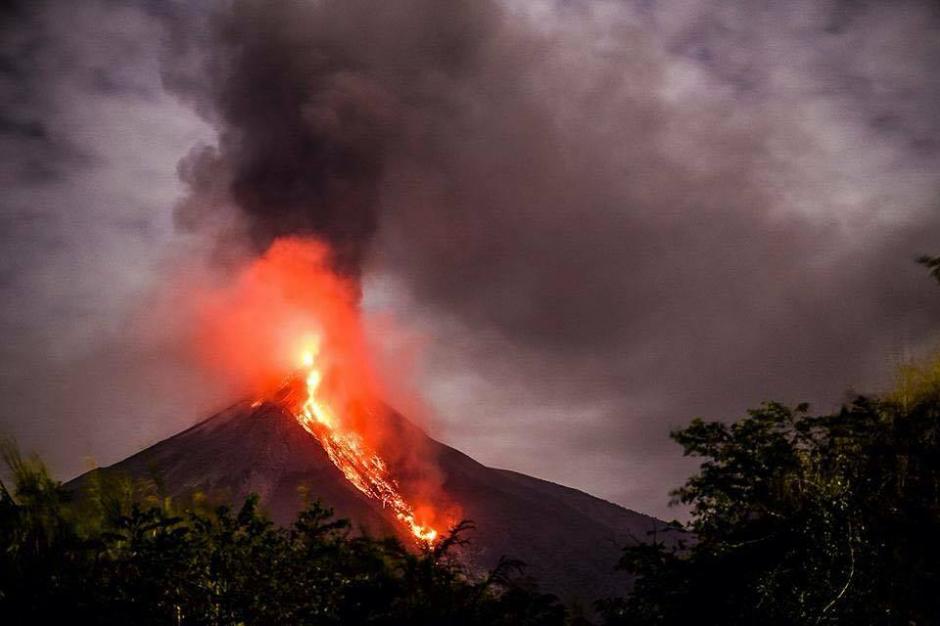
[193,237,443,543]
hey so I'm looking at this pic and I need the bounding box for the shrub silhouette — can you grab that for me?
[0,444,565,625]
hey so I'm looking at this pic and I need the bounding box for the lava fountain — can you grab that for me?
[289,341,437,543]
[192,237,442,544]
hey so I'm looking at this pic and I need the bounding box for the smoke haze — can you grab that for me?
[2,0,940,517]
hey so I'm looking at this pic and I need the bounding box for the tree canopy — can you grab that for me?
[600,364,940,625]
[597,254,940,626]
[0,445,566,625]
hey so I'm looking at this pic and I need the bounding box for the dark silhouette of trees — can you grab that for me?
[0,444,565,625]
[600,377,940,625]
[598,256,940,626]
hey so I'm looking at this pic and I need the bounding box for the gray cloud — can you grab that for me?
[0,0,218,479]
[367,0,940,514]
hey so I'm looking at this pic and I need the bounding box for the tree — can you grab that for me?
[601,253,940,625]
[602,385,940,625]
[0,443,568,625]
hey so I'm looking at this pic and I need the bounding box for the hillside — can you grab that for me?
[70,400,669,603]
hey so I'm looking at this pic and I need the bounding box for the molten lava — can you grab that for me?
[287,343,438,544]
[190,237,442,544]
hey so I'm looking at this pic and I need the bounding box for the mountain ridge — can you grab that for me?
[68,399,670,603]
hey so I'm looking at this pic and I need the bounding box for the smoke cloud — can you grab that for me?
[162,0,940,514]
[166,0,507,278]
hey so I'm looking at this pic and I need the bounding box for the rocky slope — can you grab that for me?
[69,400,670,604]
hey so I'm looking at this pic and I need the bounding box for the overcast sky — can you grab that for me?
[2,0,939,520]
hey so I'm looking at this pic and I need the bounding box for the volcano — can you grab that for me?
[69,399,670,604]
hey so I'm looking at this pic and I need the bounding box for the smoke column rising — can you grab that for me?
[166,0,506,278]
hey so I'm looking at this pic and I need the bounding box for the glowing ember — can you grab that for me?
[287,343,439,544]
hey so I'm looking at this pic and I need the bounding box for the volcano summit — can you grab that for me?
[67,238,671,603]
[70,398,669,604]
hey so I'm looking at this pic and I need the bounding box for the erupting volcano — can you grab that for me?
[69,237,671,602]
[186,237,452,543]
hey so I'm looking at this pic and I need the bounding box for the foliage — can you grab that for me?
[600,390,940,626]
[600,260,940,625]
[0,447,566,626]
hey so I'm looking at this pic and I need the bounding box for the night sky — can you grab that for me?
[2,0,940,519]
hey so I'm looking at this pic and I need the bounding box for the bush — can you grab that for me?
[601,390,940,625]
[0,444,565,626]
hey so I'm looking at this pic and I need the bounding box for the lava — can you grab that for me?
[287,342,438,544]
[191,237,442,544]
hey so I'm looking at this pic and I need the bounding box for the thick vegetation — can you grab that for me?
[600,389,940,625]
[0,452,565,625]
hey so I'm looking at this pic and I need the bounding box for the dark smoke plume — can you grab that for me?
[168,0,502,277]
[162,0,940,517]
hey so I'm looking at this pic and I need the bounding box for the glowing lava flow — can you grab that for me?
[288,347,439,544]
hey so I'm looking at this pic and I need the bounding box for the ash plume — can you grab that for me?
[166,0,503,278]
[164,0,940,514]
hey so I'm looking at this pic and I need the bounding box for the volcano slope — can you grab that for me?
[69,400,670,604]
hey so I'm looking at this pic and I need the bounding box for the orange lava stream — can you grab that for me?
[289,347,438,544]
